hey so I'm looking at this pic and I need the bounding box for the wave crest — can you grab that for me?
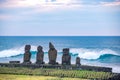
[0,46,119,60]
[0,46,37,57]
[70,48,118,59]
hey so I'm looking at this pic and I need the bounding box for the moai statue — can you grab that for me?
[48,42,58,65]
[76,57,81,67]
[36,46,45,64]
[62,48,71,65]
[23,45,31,64]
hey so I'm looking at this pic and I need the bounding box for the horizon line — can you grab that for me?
[0,35,120,37]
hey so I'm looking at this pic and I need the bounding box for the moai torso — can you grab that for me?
[48,42,58,65]
[76,57,81,66]
[23,45,31,64]
[62,48,71,65]
[48,49,57,61]
[36,46,44,64]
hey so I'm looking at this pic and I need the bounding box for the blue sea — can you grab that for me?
[0,36,120,73]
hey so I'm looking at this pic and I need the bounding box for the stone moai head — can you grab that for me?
[48,42,58,65]
[63,48,69,55]
[25,45,31,53]
[76,57,81,66]
[36,45,44,64]
[62,48,71,65]
[23,45,31,64]
[76,57,80,62]
[37,46,43,52]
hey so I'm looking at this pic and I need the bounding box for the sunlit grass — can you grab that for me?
[0,74,87,80]
[0,67,116,79]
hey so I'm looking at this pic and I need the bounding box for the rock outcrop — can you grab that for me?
[23,45,31,64]
[48,42,58,65]
[62,48,71,65]
[36,46,45,64]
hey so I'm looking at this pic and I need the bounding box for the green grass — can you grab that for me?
[0,67,116,79]
[0,74,87,80]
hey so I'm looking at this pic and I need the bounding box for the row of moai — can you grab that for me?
[23,42,81,66]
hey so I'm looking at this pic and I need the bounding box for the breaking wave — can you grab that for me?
[95,54,120,63]
[0,46,37,57]
[70,48,119,59]
[0,46,120,61]
[0,46,120,73]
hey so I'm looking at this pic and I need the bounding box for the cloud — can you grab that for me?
[0,0,83,14]
[101,0,120,6]
[0,0,82,8]
[0,0,119,9]
[0,0,120,15]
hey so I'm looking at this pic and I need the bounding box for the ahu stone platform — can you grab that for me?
[0,63,112,72]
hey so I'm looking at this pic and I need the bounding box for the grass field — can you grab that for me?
[0,74,88,80]
[0,67,117,80]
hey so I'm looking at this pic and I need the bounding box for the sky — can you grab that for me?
[0,0,120,36]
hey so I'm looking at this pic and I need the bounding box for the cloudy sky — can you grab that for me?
[0,0,120,36]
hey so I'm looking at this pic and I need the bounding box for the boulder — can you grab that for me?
[62,48,71,65]
[23,45,31,64]
[36,46,45,64]
[48,42,58,65]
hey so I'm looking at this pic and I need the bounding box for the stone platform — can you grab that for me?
[0,63,112,72]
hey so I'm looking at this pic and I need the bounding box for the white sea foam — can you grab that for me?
[0,46,37,57]
[0,46,119,60]
[0,48,23,58]
[70,48,118,59]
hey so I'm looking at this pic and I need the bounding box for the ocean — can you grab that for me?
[0,36,120,73]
